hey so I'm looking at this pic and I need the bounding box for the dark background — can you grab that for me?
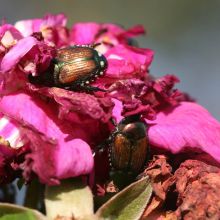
[1,0,220,119]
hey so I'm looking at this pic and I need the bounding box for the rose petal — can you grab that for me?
[15,13,67,37]
[47,87,114,123]
[0,24,22,49]
[112,98,123,123]
[118,25,145,39]
[105,44,154,79]
[0,36,37,72]
[148,102,220,163]
[70,22,100,44]
[0,113,26,148]
[0,92,94,184]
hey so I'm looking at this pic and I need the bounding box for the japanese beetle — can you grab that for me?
[97,115,149,176]
[28,44,107,92]
[109,115,149,175]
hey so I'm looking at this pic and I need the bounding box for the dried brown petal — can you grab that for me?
[175,160,220,198]
[141,155,175,219]
[174,160,220,219]
[143,155,175,200]
[105,181,119,193]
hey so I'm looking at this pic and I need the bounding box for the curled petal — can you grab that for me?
[15,13,67,37]
[28,87,114,123]
[15,14,68,47]
[118,25,145,39]
[105,45,154,79]
[0,24,22,49]
[0,36,37,72]
[148,102,220,163]
[0,92,94,184]
[0,36,54,94]
[0,113,27,148]
[112,98,123,123]
[0,135,29,184]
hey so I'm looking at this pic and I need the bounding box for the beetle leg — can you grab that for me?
[93,141,108,157]
[110,117,117,127]
[93,133,115,156]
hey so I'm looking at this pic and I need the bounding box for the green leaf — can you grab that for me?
[45,178,94,219]
[96,176,152,220]
[0,211,35,220]
[0,203,47,220]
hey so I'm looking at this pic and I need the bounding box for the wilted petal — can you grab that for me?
[14,19,43,37]
[15,13,67,37]
[148,102,220,163]
[15,14,68,47]
[0,113,27,148]
[41,13,67,27]
[117,25,145,39]
[0,24,22,49]
[0,36,54,95]
[0,133,29,184]
[27,87,114,123]
[112,98,123,123]
[0,92,94,184]
[0,36,37,72]
[105,44,154,79]
[174,160,220,219]
[0,143,16,183]
[70,22,101,44]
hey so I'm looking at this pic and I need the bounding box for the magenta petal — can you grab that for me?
[0,113,26,148]
[105,44,154,78]
[0,24,22,42]
[15,19,43,37]
[148,102,220,163]
[42,13,67,27]
[15,13,67,37]
[70,22,100,44]
[118,25,145,39]
[112,98,123,123]
[45,87,113,122]
[0,92,93,184]
[0,36,37,72]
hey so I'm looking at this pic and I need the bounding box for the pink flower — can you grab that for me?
[0,35,54,95]
[15,13,69,47]
[70,22,145,48]
[147,102,220,163]
[1,13,220,187]
[104,45,154,79]
[108,75,184,120]
[0,92,95,185]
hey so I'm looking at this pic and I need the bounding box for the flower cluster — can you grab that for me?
[0,13,220,185]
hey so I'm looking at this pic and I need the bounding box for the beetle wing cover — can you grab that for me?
[111,134,131,171]
[130,137,148,173]
[56,47,94,62]
[59,60,97,84]
[56,47,99,84]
